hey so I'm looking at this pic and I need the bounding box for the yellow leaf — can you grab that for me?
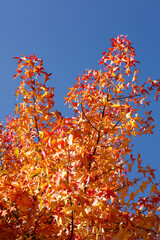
[40,198,43,211]
[14,147,19,158]
[0,170,7,175]
[39,131,44,138]
[29,168,41,178]
[111,101,120,108]
[57,217,62,227]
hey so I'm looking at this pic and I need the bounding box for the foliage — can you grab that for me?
[0,36,160,239]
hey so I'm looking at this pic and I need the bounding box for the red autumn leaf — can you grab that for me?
[0,36,159,240]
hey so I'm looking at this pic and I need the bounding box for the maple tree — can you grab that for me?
[0,35,160,240]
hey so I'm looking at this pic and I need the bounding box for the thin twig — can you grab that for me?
[67,151,70,185]
[132,224,159,235]
[84,105,106,192]
[109,93,141,101]
[95,162,126,180]
[32,209,46,238]
[81,103,99,133]
[115,177,143,192]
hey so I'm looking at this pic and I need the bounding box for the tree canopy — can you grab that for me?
[0,35,159,239]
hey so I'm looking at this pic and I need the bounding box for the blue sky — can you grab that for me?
[0,0,160,178]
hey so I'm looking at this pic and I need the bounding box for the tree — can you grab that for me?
[0,35,159,240]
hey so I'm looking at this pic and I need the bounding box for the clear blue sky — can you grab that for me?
[0,0,160,178]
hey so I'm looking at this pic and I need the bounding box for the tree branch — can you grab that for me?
[69,211,74,240]
[31,81,40,142]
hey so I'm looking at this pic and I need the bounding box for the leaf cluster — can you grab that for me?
[0,36,159,239]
